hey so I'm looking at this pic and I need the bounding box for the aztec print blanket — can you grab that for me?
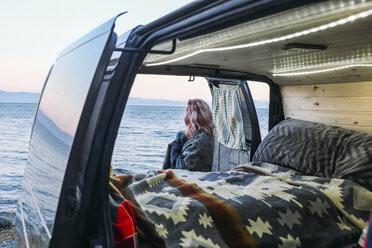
[110,162,372,248]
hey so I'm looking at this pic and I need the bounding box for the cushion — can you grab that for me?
[252,118,372,191]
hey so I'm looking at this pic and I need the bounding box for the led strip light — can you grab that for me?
[272,64,372,76]
[145,8,372,67]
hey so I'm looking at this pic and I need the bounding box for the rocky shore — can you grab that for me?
[0,213,16,247]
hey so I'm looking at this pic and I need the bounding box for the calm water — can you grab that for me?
[0,103,268,213]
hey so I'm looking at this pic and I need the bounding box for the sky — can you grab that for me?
[0,0,269,101]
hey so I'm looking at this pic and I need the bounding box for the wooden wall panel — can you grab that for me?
[283,97,372,112]
[281,82,372,97]
[281,81,372,134]
[285,110,372,126]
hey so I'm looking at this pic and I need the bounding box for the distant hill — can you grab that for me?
[127,97,187,106]
[0,91,269,108]
[129,98,269,108]
[37,109,74,146]
[0,92,188,106]
[0,90,39,103]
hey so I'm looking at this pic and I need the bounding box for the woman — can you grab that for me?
[163,99,215,172]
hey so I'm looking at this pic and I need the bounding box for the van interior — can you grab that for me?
[107,1,372,247]
[104,1,372,247]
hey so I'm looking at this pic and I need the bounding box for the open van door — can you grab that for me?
[15,15,122,248]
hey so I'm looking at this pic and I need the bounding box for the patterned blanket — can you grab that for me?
[111,162,372,248]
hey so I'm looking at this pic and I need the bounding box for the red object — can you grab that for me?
[113,201,137,248]
[364,209,372,248]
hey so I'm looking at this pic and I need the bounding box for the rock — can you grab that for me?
[0,214,15,244]
[0,216,13,229]
[0,225,15,243]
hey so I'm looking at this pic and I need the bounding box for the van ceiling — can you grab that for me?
[143,0,372,85]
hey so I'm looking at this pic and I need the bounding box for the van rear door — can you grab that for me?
[15,16,119,248]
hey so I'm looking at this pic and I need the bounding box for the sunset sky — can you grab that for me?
[0,0,269,101]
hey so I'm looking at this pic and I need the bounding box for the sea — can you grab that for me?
[0,102,268,215]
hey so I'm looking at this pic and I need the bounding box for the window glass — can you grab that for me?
[247,81,270,138]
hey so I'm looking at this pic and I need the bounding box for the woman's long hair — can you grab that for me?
[184,99,215,138]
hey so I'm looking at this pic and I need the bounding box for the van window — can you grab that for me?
[247,81,269,138]
[111,75,212,174]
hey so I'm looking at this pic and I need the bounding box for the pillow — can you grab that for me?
[253,118,372,191]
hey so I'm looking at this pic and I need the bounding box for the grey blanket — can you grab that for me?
[253,118,372,191]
